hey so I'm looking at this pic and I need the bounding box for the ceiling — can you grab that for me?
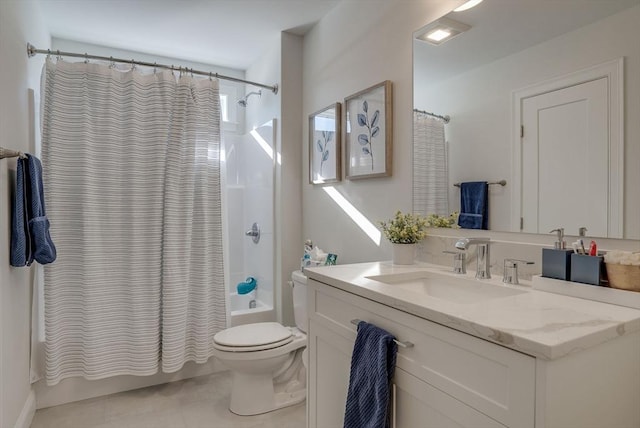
[35,0,342,70]
[414,0,640,84]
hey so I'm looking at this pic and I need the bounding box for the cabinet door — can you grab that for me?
[307,318,353,428]
[394,368,505,428]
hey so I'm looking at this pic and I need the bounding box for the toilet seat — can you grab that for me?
[213,322,294,352]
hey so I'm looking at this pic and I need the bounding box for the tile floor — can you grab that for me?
[30,371,306,428]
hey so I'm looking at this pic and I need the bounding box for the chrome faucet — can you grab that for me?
[502,259,535,285]
[443,250,466,274]
[454,237,492,279]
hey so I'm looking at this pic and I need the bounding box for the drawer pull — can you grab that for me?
[350,319,414,348]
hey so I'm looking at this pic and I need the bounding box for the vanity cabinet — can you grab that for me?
[308,278,535,428]
[307,277,640,428]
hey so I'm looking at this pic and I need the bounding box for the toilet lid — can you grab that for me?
[213,322,293,348]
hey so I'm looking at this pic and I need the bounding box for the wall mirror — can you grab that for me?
[413,0,640,240]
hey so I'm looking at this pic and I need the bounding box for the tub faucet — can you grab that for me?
[249,299,257,309]
[454,237,492,279]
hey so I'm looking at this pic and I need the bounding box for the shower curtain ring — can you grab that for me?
[56,50,62,61]
[84,53,89,64]
[191,68,194,78]
[209,72,212,81]
[130,59,135,71]
[109,56,115,68]
[153,62,157,74]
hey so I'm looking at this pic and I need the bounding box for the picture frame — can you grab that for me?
[345,80,393,179]
[309,102,342,184]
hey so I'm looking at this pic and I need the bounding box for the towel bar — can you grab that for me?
[0,147,26,160]
[350,319,414,348]
[453,179,506,187]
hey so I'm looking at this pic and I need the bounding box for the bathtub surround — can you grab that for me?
[225,121,277,318]
[40,59,225,384]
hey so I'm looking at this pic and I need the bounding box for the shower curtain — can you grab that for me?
[39,59,226,385]
[413,111,449,217]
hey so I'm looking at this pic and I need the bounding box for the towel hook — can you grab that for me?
[350,319,414,348]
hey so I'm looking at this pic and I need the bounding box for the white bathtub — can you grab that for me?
[229,292,274,326]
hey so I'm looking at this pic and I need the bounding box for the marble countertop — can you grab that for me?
[304,261,640,360]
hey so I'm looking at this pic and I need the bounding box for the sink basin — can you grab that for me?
[366,271,527,304]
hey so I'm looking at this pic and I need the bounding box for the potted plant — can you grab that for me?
[379,211,428,265]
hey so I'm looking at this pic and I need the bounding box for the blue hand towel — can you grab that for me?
[458,181,488,230]
[11,154,57,267]
[344,321,398,428]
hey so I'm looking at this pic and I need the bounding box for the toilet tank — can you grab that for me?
[291,270,308,333]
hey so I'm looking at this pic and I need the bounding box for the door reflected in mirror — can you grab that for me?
[413,0,640,239]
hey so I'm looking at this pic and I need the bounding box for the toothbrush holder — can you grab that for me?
[570,254,606,286]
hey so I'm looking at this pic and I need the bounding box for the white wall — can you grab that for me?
[302,0,463,264]
[0,1,50,426]
[246,32,303,327]
[52,38,245,81]
[415,5,640,238]
[278,33,303,327]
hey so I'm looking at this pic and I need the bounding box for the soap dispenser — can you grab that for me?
[542,228,573,280]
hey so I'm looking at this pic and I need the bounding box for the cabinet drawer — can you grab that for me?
[310,280,535,428]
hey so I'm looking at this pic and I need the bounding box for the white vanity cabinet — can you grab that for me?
[308,278,535,428]
[307,276,640,428]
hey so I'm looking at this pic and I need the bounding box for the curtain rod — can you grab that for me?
[414,108,450,124]
[26,43,278,94]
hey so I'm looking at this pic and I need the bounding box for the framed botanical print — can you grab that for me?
[345,80,393,179]
[309,103,341,184]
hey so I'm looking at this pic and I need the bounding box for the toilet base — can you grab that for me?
[229,363,306,416]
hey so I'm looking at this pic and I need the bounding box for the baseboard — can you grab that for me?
[14,389,36,428]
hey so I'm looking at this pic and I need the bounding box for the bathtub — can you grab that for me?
[229,292,274,326]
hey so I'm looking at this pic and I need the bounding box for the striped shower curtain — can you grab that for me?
[413,111,449,217]
[40,59,226,385]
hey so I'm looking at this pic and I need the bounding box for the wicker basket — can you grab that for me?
[606,263,640,292]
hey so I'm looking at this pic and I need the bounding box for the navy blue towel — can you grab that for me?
[10,154,57,267]
[458,181,488,230]
[344,321,398,428]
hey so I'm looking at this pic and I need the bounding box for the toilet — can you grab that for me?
[212,270,308,416]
